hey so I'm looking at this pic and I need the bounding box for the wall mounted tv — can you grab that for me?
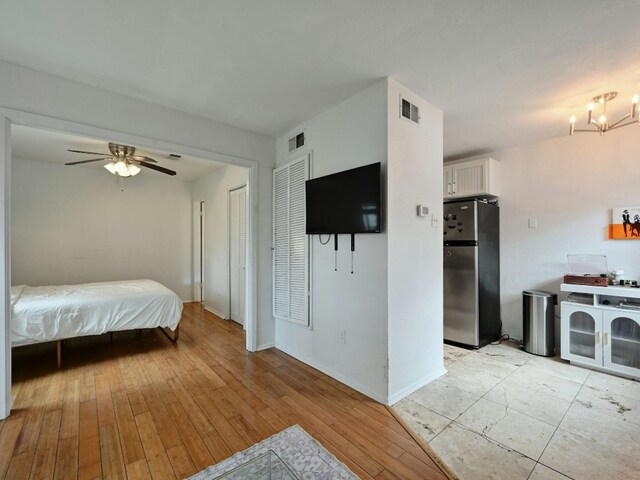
[305,162,382,234]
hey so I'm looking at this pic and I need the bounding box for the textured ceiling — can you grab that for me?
[1,1,639,159]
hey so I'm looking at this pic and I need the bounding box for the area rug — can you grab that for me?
[188,424,360,479]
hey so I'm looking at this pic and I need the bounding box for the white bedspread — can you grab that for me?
[11,279,183,346]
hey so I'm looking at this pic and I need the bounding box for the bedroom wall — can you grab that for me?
[490,126,640,341]
[275,79,390,402]
[11,157,194,300]
[192,164,249,320]
[0,59,276,351]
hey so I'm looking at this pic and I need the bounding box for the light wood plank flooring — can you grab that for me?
[4,303,449,479]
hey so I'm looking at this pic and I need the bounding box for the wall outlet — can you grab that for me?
[431,214,439,228]
[340,329,347,345]
[528,218,538,229]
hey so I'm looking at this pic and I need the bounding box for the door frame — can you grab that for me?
[228,184,247,326]
[0,108,260,419]
[193,201,205,302]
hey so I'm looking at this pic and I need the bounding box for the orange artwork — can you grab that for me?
[610,206,640,239]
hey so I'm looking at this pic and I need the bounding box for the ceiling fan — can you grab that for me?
[65,143,177,177]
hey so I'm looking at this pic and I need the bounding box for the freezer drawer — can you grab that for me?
[444,245,479,346]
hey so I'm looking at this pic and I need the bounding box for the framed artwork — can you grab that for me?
[610,206,640,239]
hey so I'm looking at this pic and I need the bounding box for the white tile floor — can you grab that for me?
[393,342,640,480]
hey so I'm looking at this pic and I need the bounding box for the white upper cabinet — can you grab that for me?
[443,157,499,199]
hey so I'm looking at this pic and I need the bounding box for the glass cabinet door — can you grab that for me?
[562,303,602,367]
[604,312,640,375]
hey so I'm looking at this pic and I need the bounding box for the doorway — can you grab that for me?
[228,185,247,327]
[0,109,261,419]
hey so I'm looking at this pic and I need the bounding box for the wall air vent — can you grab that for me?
[400,97,420,124]
[288,131,305,153]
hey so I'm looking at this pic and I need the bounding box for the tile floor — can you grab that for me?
[394,342,640,480]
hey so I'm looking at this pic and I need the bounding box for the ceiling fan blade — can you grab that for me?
[130,155,157,163]
[136,160,176,176]
[65,157,112,165]
[67,149,111,156]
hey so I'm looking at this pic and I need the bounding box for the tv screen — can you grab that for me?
[305,162,381,234]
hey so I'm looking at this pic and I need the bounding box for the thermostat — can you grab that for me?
[416,205,429,217]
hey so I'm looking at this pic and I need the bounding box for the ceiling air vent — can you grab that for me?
[400,97,420,124]
[288,131,305,153]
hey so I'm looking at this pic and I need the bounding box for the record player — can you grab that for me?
[564,254,608,287]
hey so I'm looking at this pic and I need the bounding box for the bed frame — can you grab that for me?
[54,324,180,369]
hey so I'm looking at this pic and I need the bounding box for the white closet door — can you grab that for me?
[273,155,310,326]
[229,186,246,326]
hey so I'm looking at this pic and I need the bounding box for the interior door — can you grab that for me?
[229,186,247,326]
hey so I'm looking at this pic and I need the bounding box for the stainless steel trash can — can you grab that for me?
[523,290,557,356]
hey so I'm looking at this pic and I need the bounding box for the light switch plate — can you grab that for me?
[431,214,439,228]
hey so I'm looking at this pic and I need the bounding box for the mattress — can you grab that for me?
[11,279,183,346]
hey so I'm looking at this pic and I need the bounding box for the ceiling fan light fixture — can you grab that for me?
[67,143,177,177]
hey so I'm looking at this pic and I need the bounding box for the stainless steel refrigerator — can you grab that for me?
[443,199,500,348]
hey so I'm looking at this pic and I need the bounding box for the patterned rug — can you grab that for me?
[188,424,359,479]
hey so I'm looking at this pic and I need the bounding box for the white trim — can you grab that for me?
[0,108,261,417]
[0,115,11,419]
[256,342,275,351]
[386,368,447,406]
[204,305,228,320]
[246,165,258,352]
[193,201,204,303]
[275,341,387,404]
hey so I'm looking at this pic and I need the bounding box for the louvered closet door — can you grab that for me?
[273,155,310,326]
[229,186,246,326]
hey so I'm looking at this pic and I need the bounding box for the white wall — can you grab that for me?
[275,80,390,402]
[0,59,276,350]
[193,164,248,319]
[11,157,193,300]
[386,79,445,403]
[492,126,640,340]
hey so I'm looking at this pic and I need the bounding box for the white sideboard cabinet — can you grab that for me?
[561,283,640,380]
[443,157,499,199]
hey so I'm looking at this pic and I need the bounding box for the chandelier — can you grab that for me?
[569,92,639,135]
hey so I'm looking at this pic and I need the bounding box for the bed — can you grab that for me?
[11,279,183,367]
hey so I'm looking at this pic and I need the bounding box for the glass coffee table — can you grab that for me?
[213,450,300,479]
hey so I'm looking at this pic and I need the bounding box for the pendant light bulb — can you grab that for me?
[114,160,128,175]
[128,163,141,176]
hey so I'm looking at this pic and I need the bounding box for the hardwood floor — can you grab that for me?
[4,303,449,479]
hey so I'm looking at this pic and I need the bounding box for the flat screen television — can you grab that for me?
[305,162,381,234]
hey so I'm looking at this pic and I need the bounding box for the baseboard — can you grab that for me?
[387,367,447,405]
[204,305,227,320]
[275,342,387,404]
[257,342,275,351]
